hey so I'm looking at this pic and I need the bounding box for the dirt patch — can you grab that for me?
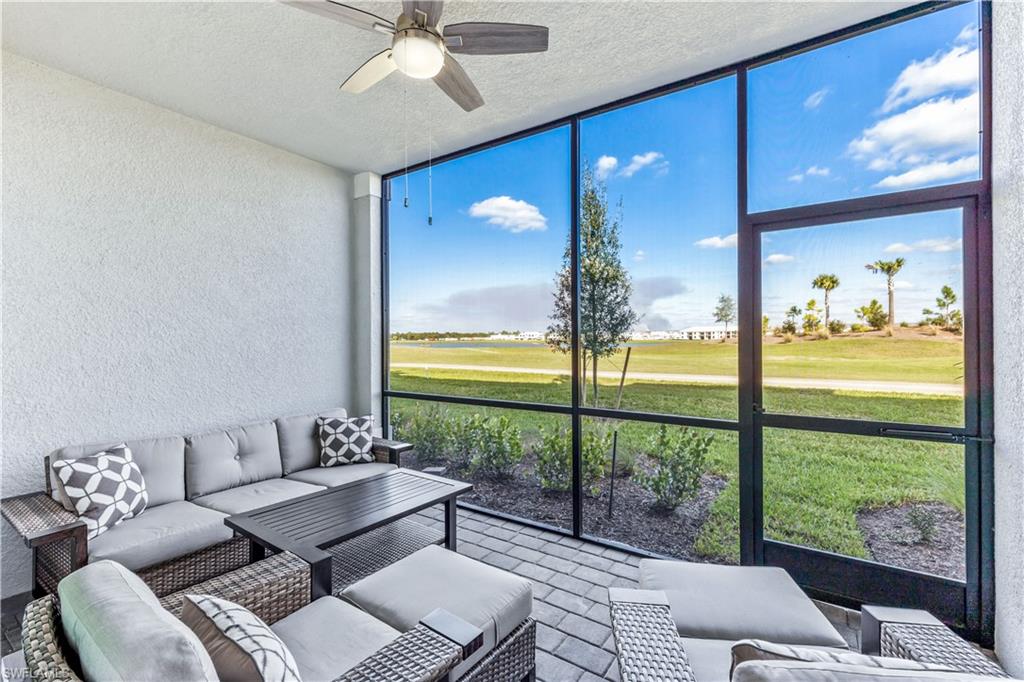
[404,452,727,561]
[857,502,965,580]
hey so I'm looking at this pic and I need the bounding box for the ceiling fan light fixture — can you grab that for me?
[392,28,444,79]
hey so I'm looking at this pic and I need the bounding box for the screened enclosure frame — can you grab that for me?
[380,1,994,643]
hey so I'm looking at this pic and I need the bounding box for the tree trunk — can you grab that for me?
[580,350,588,407]
[887,279,896,328]
[824,290,831,330]
[592,355,599,405]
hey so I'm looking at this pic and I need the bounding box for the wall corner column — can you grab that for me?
[353,171,383,425]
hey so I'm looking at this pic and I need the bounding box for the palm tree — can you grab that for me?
[811,274,840,330]
[865,258,905,328]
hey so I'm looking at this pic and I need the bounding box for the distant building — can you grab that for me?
[679,326,738,341]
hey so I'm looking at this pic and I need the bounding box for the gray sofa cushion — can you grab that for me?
[680,637,735,682]
[342,545,532,680]
[732,660,999,681]
[731,639,952,675]
[276,408,347,475]
[285,462,395,488]
[639,560,849,648]
[186,420,282,499]
[59,560,217,682]
[271,596,401,682]
[88,501,233,571]
[192,478,324,515]
[49,434,186,508]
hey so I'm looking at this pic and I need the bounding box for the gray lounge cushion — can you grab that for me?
[49,434,186,508]
[186,420,283,499]
[276,408,347,475]
[271,596,401,682]
[285,462,395,488]
[732,660,996,681]
[679,637,737,682]
[342,544,532,680]
[182,594,301,682]
[88,500,233,571]
[192,478,324,515]
[639,560,849,648]
[731,639,953,675]
[59,560,217,682]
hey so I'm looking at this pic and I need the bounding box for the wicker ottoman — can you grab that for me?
[342,545,536,682]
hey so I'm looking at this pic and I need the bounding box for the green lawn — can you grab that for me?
[389,370,966,565]
[391,332,964,383]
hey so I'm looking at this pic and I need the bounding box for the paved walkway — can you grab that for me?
[392,362,962,396]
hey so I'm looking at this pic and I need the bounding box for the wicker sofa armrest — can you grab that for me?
[334,623,464,682]
[373,437,414,465]
[609,588,695,682]
[1,491,84,546]
[159,551,311,625]
[863,605,1009,677]
[22,595,83,682]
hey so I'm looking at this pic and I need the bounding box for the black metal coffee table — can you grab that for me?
[225,468,472,599]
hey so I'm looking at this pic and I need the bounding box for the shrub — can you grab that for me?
[781,332,795,344]
[849,323,868,333]
[399,404,455,465]
[780,319,797,335]
[908,506,937,544]
[828,319,847,334]
[815,329,830,340]
[636,425,713,510]
[921,325,938,336]
[855,299,887,330]
[535,427,609,495]
[468,415,523,478]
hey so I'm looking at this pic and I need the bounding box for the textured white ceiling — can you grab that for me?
[3,1,911,174]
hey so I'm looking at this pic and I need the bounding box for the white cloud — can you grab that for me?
[764,253,794,265]
[883,45,978,113]
[633,249,646,262]
[955,23,977,45]
[787,173,804,183]
[849,92,979,171]
[875,155,979,189]
[595,155,618,180]
[694,233,737,249]
[620,151,668,178]
[804,87,830,110]
[468,195,547,233]
[885,237,962,254]
[806,165,830,177]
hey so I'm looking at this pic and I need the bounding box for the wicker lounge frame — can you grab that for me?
[21,550,537,682]
[1,438,410,598]
[608,588,1010,681]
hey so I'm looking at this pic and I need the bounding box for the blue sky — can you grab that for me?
[389,2,977,334]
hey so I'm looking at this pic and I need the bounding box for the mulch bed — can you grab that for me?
[405,452,727,561]
[856,502,966,580]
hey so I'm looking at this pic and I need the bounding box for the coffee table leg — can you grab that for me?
[444,498,457,550]
[249,539,266,563]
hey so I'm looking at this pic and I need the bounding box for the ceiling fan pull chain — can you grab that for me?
[427,111,434,226]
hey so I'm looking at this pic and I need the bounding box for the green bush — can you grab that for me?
[636,425,713,510]
[468,415,524,478]
[849,323,868,333]
[828,319,847,334]
[396,404,454,465]
[908,506,937,544]
[535,427,609,495]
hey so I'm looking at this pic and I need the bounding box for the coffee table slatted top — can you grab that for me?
[226,469,472,552]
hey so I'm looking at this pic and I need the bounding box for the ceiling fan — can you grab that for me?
[283,1,549,112]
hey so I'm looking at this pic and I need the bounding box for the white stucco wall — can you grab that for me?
[992,0,1024,675]
[1,53,357,598]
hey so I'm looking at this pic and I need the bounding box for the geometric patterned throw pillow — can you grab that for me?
[181,594,301,682]
[50,444,148,540]
[316,414,373,467]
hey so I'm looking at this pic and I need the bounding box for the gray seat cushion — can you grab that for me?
[88,501,233,571]
[186,420,283,499]
[271,596,400,682]
[680,637,735,682]
[49,434,186,508]
[732,660,997,681]
[342,545,532,680]
[639,560,849,648]
[59,560,218,682]
[276,408,347,475]
[191,478,324,515]
[285,462,395,488]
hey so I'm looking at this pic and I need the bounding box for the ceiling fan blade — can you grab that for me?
[281,0,395,34]
[434,53,484,112]
[402,1,443,27]
[340,49,397,93]
[443,22,548,55]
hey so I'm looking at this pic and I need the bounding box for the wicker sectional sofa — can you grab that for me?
[1,407,412,597]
